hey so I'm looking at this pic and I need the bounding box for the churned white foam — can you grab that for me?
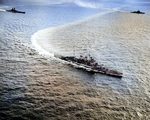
[0,9,6,11]
[31,29,55,59]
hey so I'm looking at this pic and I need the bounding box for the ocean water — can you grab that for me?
[32,0,150,94]
[1,0,150,119]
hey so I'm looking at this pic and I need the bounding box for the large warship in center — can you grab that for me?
[57,55,123,78]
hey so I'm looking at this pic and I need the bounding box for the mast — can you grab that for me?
[85,36,91,57]
[73,45,75,56]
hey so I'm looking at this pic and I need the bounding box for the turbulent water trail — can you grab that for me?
[0,9,6,11]
[31,29,55,59]
[31,11,114,59]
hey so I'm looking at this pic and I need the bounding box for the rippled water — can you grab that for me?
[1,0,150,119]
[32,10,150,95]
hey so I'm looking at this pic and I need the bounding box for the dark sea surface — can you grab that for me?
[1,0,150,119]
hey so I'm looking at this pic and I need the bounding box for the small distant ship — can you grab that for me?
[6,8,25,14]
[131,10,145,14]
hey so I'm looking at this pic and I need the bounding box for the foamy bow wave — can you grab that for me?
[31,30,55,59]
